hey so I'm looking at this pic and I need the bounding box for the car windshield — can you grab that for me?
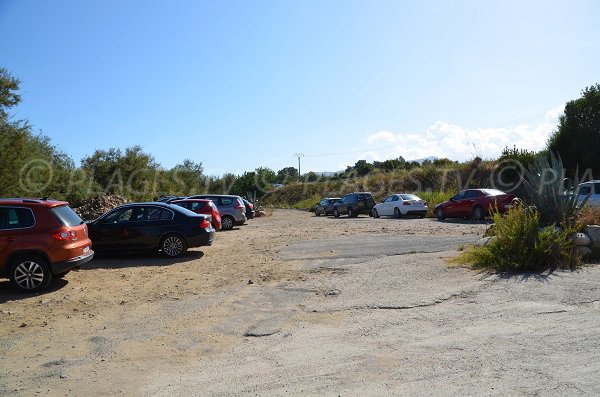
[50,205,84,226]
[481,189,506,196]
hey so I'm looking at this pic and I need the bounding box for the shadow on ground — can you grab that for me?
[82,250,205,270]
[0,278,69,303]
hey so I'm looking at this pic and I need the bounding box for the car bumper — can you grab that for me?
[52,250,94,274]
[187,230,216,248]
[405,209,428,216]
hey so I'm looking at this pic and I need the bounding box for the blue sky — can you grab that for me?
[1,0,599,176]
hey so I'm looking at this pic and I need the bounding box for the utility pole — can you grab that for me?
[294,153,304,181]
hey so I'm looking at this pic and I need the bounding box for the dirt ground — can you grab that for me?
[1,210,599,396]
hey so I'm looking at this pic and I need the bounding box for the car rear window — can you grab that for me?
[481,189,506,196]
[0,207,35,229]
[400,194,420,201]
[50,205,84,226]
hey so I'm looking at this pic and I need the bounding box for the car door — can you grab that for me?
[337,195,350,214]
[379,196,394,216]
[444,191,466,217]
[459,190,479,216]
[0,208,25,268]
[390,195,401,215]
[89,207,136,251]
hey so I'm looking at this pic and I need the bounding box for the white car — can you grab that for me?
[576,181,600,207]
[372,194,428,218]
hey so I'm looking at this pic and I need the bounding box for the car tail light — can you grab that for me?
[403,202,411,206]
[52,229,77,241]
[200,219,211,229]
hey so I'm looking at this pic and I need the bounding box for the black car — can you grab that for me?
[242,198,256,220]
[315,197,341,216]
[333,192,376,218]
[87,202,215,257]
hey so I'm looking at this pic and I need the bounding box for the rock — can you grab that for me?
[571,232,591,246]
[574,246,592,258]
[584,225,600,251]
[475,236,496,246]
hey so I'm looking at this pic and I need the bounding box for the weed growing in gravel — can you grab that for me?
[454,204,579,272]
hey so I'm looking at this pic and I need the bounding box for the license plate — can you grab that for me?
[83,246,90,254]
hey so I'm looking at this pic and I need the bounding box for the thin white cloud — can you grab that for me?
[364,106,563,162]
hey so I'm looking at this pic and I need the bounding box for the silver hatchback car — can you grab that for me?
[188,194,247,230]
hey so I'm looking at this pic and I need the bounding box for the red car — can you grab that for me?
[434,189,516,221]
[171,199,222,230]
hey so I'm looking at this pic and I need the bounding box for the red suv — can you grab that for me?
[170,199,222,230]
[0,199,94,292]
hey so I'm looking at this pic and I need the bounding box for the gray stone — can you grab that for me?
[571,232,591,246]
[584,225,600,251]
[574,246,592,258]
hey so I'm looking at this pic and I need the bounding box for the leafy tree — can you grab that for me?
[170,159,204,195]
[276,166,298,183]
[0,68,20,117]
[81,146,160,200]
[373,156,406,172]
[547,83,600,177]
[0,68,80,200]
[353,160,374,176]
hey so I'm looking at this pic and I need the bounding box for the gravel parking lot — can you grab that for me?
[1,209,599,396]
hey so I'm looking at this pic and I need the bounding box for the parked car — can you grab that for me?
[433,189,515,221]
[333,192,376,218]
[575,181,600,207]
[87,202,215,257]
[0,198,94,292]
[187,194,247,230]
[315,197,341,216]
[372,194,428,218]
[170,199,222,230]
[242,198,256,220]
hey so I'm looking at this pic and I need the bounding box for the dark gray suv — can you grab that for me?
[333,192,376,218]
[188,194,247,230]
[315,197,341,216]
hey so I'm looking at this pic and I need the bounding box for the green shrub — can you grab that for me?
[291,193,322,211]
[455,204,578,272]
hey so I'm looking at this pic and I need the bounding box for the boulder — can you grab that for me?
[571,232,591,246]
[574,246,593,258]
[584,225,600,251]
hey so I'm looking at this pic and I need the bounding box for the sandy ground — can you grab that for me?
[1,210,599,396]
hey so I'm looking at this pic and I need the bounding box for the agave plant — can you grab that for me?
[521,152,590,228]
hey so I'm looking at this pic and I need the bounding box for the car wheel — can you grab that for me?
[473,206,486,221]
[315,210,321,217]
[161,234,187,257]
[333,209,340,218]
[347,208,354,218]
[394,207,402,219]
[221,215,235,230]
[418,214,425,219]
[10,254,52,292]
[435,207,446,220]
[372,209,379,218]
